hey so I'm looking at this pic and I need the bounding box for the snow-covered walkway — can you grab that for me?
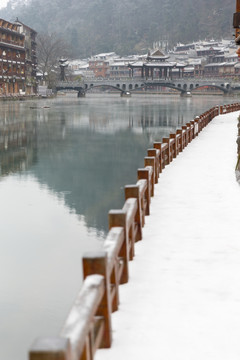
[96,112,240,360]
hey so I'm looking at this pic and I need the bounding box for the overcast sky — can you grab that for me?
[0,0,9,9]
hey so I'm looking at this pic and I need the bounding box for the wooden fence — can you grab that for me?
[29,103,240,360]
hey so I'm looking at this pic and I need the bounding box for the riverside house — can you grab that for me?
[0,18,37,96]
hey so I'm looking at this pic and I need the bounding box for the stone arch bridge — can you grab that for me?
[56,78,240,97]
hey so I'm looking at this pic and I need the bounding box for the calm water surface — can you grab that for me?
[0,93,236,359]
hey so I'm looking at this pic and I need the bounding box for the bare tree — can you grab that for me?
[37,32,69,88]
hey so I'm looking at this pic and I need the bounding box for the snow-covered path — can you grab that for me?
[96,112,240,360]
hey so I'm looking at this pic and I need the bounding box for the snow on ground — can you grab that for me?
[96,112,240,360]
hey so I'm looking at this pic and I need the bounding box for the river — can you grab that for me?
[0,93,237,360]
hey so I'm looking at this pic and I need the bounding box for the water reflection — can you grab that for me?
[0,95,236,232]
[0,110,37,176]
[0,94,236,232]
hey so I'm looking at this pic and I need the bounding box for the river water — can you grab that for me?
[0,93,237,360]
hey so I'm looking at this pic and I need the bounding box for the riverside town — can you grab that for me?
[2,16,240,97]
[2,2,240,360]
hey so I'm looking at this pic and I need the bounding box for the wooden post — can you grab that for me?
[147,148,160,182]
[186,123,192,142]
[144,157,155,196]
[153,142,163,172]
[125,185,142,241]
[190,121,195,139]
[198,115,203,131]
[170,134,177,158]
[182,125,189,145]
[108,210,128,284]
[82,252,112,348]
[29,337,71,360]
[176,129,183,151]
[194,116,200,136]
[138,168,151,215]
[162,138,170,164]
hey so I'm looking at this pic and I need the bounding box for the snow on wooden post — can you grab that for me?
[153,142,163,172]
[122,198,138,261]
[176,129,184,151]
[190,121,196,139]
[169,134,178,158]
[125,185,143,241]
[162,138,171,164]
[138,168,151,215]
[29,337,71,360]
[144,157,155,196]
[147,148,160,182]
[194,116,200,136]
[82,252,112,349]
[203,113,207,127]
[136,179,148,227]
[187,124,191,143]
[201,114,206,128]
[102,227,125,312]
[108,209,129,284]
[186,123,193,142]
[182,128,187,149]
[61,275,105,360]
[208,109,212,123]
[207,109,211,124]
[182,125,189,146]
[198,115,203,132]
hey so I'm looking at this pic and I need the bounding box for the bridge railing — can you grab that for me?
[29,102,240,360]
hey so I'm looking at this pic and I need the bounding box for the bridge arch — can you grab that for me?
[192,84,229,94]
[85,84,127,93]
[145,82,186,94]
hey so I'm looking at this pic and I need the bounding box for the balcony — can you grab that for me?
[0,39,25,50]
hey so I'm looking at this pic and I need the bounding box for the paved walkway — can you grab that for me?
[96,112,240,360]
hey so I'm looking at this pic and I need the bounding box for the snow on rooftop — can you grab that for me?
[96,112,240,360]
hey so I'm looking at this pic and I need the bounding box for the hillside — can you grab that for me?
[0,0,235,57]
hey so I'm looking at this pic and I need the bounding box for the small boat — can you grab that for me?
[181,91,192,98]
[121,91,131,97]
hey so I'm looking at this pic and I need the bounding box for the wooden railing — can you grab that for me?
[29,103,240,360]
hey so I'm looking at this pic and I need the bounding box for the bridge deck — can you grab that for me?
[96,112,240,360]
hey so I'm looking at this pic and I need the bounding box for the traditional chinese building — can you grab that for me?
[128,49,185,80]
[0,18,26,95]
[14,19,37,94]
[196,46,224,58]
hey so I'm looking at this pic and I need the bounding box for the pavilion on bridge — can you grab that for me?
[128,49,185,80]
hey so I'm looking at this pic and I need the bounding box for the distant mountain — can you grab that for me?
[0,0,235,58]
